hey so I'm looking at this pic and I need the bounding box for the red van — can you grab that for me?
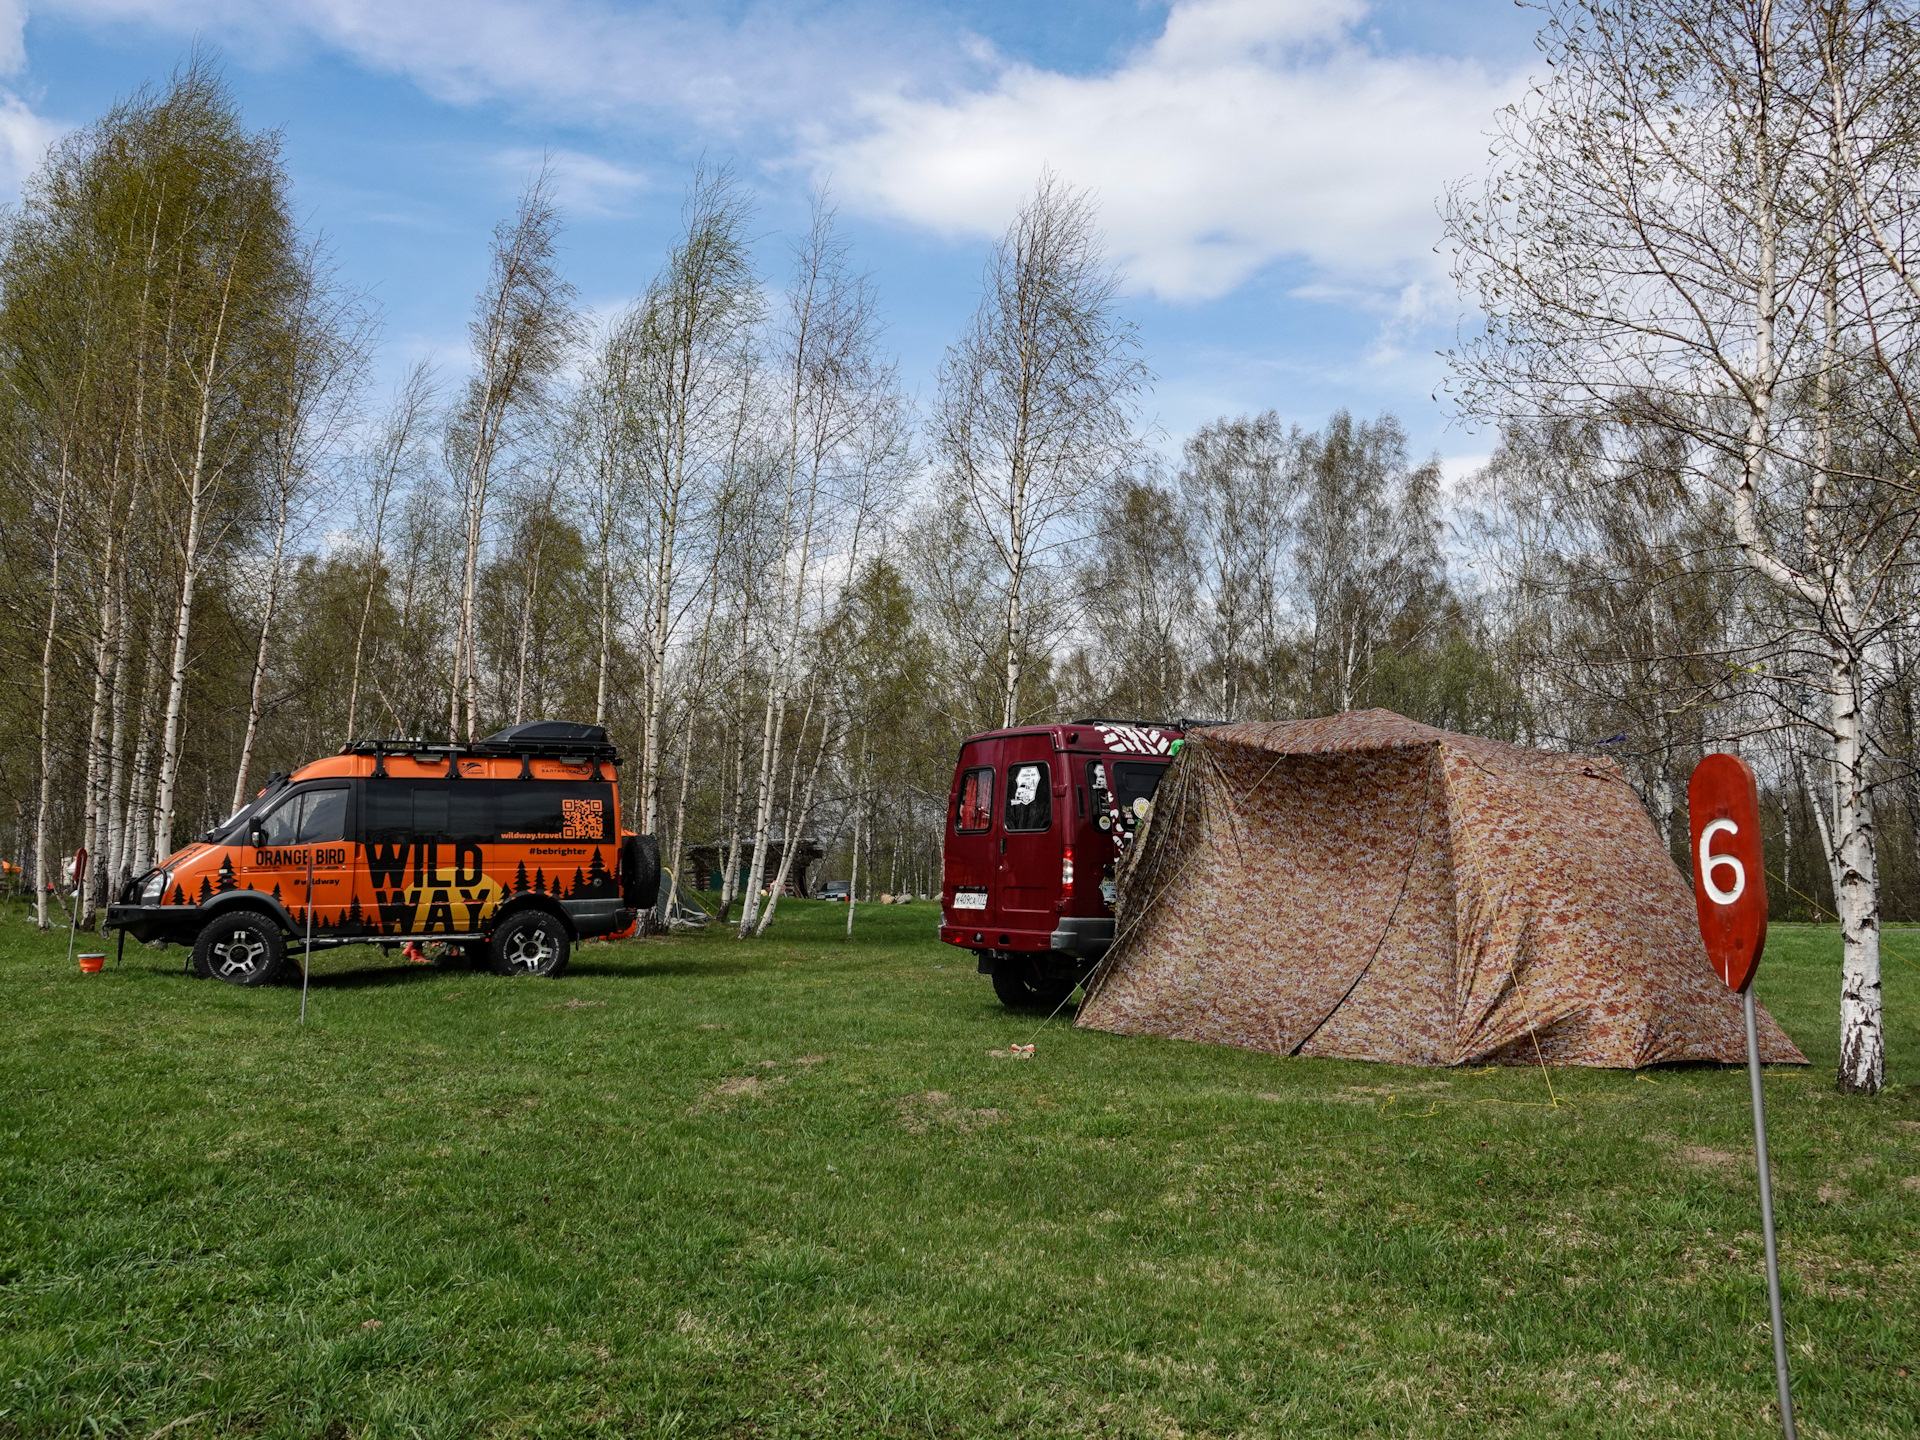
[939,720,1185,1009]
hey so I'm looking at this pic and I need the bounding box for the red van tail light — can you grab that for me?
[1061,845,1074,895]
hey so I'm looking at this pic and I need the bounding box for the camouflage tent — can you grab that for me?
[1076,711,1804,1068]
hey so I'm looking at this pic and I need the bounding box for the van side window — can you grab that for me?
[299,789,348,843]
[258,794,302,847]
[1090,759,1166,830]
[955,768,994,832]
[258,787,348,846]
[1004,762,1051,832]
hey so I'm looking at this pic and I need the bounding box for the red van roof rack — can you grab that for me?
[1071,717,1225,730]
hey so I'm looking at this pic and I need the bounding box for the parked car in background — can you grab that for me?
[106,720,661,985]
[818,881,851,902]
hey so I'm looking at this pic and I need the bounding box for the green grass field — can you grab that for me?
[1,900,1916,1439]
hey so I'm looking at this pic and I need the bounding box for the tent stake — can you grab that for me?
[1745,988,1795,1439]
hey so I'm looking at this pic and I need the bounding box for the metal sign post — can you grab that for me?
[300,851,315,1026]
[1688,754,1795,1439]
[63,847,89,968]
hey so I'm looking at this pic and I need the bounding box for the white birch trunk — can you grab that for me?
[1000,434,1031,730]
[126,609,166,879]
[594,513,614,727]
[662,718,696,925]
[1832,646,1883,1092]
[735,688,788,936]
[231,484,291,814]
[81,540,118,924]
[32,461,71,930]
[345,465,398,741]
[104,573,131,899]
[718,694,749,920]
[756,702,832,934]
[152,269,238,862]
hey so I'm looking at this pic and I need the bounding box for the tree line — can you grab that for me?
[6,7,1919,1094]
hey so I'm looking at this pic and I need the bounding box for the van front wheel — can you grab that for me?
[192,909,293,987]
[990,955,1078,1012]
[488,911,570,978]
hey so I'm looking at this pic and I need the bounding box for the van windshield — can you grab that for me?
[205,778,288,844]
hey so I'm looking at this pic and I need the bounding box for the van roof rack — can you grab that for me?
[340,720,622,765]
[1071,717,1225,730]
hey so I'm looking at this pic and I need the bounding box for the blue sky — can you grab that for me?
[0,0,1544,477]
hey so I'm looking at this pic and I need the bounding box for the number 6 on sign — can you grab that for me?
[1687,755,1767,993]
[1698,818,1745,904]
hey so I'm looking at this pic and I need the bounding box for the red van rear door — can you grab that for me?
[996,734,1059,936]
[946,740,997,919]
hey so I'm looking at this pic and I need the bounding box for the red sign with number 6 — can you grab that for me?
[1688,754,1768,993]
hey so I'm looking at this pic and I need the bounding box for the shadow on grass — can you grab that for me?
[305,961,447,989]
[564,958,759,979]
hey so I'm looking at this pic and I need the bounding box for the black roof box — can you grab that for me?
[480,721,610,749]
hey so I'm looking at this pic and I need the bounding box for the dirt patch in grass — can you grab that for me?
[547,998,606,1010]
[689,1074,789,1112]
[1676,1145,1747,1174]
[894,1091,1006,1134]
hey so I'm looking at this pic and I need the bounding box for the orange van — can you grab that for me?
[105,721,659,984]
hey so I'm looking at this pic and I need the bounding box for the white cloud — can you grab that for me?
[493,146,647,217]
[33,0,1527,311]
[0,88,64,192]
[39,0,954,131]
[0,0,26,72]
[816,0,1525,302]
[0,3,62,197]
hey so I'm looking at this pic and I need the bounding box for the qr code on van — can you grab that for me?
[562,798,604,839]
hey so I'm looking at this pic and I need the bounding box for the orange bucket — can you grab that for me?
[77,953,104,974]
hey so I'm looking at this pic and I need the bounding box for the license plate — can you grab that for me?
[951,889,987,910]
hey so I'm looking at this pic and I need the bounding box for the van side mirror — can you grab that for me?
[249,824,266,848]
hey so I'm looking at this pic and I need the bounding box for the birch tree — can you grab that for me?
[1447,0,1920,1092]
[736,196,907,938]
[346,362,434,740]
[75,64,305,865]
[933,172,1146,728]
[618,168,758,847]
[448,166,576,742]
[231,248,369,811]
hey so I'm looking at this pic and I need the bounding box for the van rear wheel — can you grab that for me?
[488,911,570,978]
[990,955,1079,1012]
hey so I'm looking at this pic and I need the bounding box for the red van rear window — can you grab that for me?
[956,768,994,832]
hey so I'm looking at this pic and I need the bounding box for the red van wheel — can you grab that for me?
[990,955,1079,1012]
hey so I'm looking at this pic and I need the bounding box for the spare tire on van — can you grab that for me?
[622,833,661,910]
